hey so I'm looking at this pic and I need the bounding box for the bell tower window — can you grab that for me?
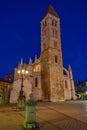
[52,20,57,27]
[45,20,47,26]
[55,21,57,27]
[43,20,47,28]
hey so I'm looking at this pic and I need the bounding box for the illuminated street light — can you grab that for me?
[17,68,29,110]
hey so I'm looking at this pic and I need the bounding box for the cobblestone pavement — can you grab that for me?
[37,105,87,130]
[0,101,87,130]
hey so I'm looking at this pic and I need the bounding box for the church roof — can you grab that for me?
[43,4,59,18]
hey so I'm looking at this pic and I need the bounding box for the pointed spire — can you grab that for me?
[35,55,37,61]
[43,4,59,18]
[29,58,32,65]
[68,65,73,79]
[68,65,72,70]
[20,58,23,65]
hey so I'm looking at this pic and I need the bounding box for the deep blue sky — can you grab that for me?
[0,0,87,82]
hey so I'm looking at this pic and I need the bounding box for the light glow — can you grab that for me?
[21,69,25,74]
[17,70,20,74]
[25,70,28,74]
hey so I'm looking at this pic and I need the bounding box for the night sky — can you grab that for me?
[0,0,87,82]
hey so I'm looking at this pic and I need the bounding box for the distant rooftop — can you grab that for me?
[0,78,12,83]
[43,4,59,18]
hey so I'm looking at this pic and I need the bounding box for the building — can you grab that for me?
[76,80,85,92]
[10,5,76,103]
[4,72,14,82]
[75,79,87,92]
[0,78,12,104]
[75,80,87,99]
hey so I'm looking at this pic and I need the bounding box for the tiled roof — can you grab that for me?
[43,4,59,18]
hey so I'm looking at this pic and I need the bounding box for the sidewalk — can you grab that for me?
[37,101,87,130]
[0,101,87,130]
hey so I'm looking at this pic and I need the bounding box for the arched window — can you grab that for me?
[35,77,38,87]
[45,20,47,26]
[52,20,54,26]
[65,80,67,88]
[55,21,57,27]
[52,20,57,27]
[55,56,57,63]
[54,41,57,48]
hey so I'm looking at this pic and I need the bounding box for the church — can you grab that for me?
[10,5,76,103]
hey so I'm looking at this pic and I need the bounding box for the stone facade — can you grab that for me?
[0,79,12,104]
[10,5,76,103]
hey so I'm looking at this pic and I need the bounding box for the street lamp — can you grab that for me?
[17,68,29,110]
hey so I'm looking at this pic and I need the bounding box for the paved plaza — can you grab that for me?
[0,101,87,130]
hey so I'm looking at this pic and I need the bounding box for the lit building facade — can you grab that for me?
[0,78,12,104]
[10,5,76,103]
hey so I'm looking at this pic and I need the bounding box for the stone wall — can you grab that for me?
[10,78,32,103]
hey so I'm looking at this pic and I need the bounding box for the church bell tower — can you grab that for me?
[41,5,65,102]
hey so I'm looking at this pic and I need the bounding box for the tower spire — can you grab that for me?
[43,4,59,18]
[29,58,32,65]
[35,55,37,61]
[68,64,72,70]
[20,58,23,65]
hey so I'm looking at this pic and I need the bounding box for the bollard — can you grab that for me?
[24,93,39,130]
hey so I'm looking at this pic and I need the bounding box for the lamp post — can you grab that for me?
[17,68,29,110]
